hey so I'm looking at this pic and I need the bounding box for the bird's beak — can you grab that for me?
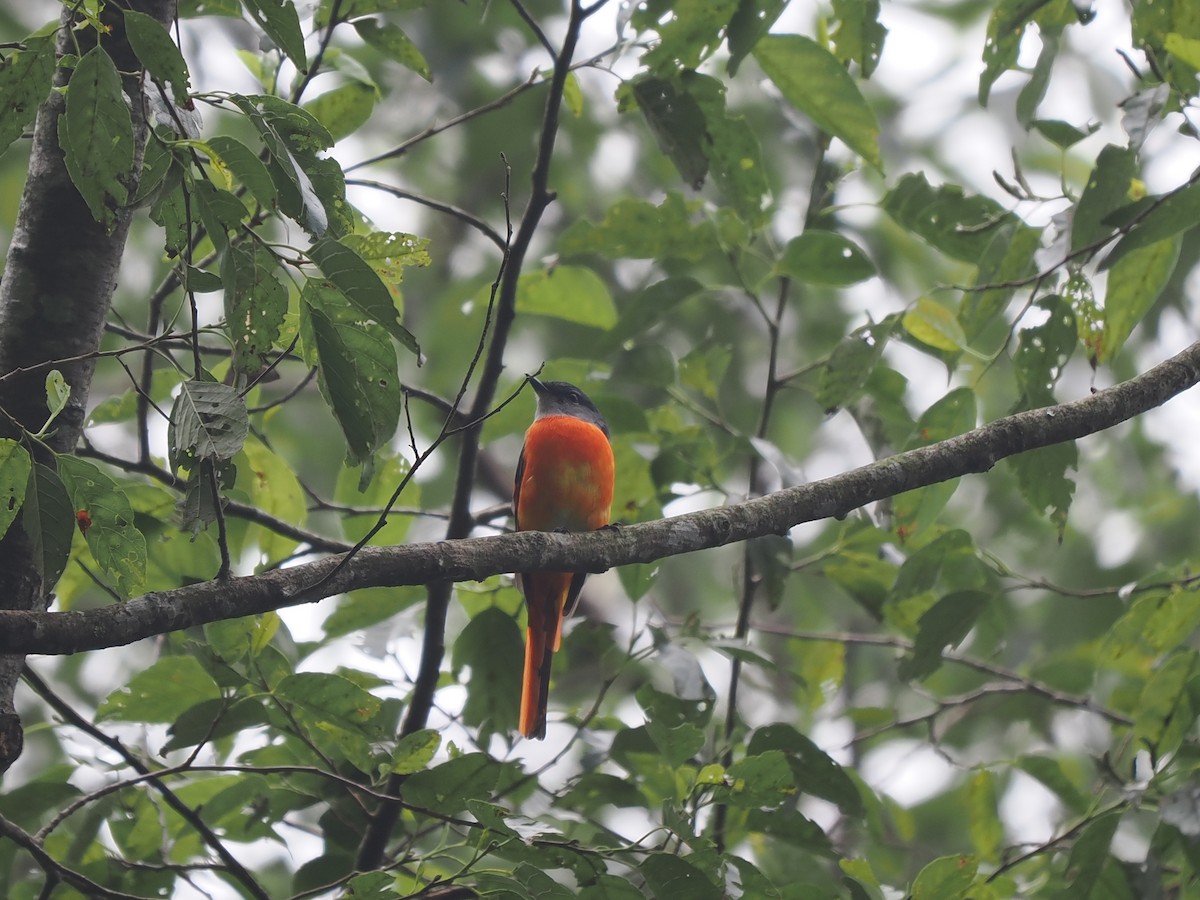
[529,376,547,396]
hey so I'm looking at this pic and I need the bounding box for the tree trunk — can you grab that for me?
[0,0,177,774]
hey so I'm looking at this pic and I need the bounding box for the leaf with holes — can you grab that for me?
[59,47,134,229]
[168,381,249,473]
[0,439,32,542]
[0,33,56,157]
[56,456,146,598]
[309,236,419,354]
[22,462,73,591]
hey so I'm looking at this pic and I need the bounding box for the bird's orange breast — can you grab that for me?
[516,416,614,533]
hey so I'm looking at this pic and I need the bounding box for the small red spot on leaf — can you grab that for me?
[76,510,92,534]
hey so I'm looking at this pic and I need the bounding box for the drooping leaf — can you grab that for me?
[1134,650,1198,757]
[1062,811,1121,900]
[1102,181,1200,270]
[727,0,787,75]
[754,33,881,168]
[309,236,419,354]
[21,462,73,591]
[168,381,249,472]
[59,46,134,229]
[817,318,895,412]
[220,243,287,374]
[967,770,1002,865]
[899,590,990,681]
[242,0,308,71]
[0,440,31,542]
[619,74,709,189]
[205,135,278,210]
[353,18,431,80]
[1071,144,1137,254]
[0,33,57,157]
[301,284,402,478]
[1101,235,1181,362]
[124,8,191,104]
[452,606,522,736]
[831,0,885,77]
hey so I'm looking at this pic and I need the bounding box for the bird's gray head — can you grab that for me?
[530,378,609,435]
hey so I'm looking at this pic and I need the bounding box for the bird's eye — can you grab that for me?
[568,391,581,403]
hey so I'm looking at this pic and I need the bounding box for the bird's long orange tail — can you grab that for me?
[519,573,571,739]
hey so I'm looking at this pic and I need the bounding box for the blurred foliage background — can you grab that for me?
[3,0,1200,897]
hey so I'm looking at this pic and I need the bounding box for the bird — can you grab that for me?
[513,377,615,739]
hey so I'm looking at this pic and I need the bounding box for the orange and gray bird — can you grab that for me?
[513,377,615,739]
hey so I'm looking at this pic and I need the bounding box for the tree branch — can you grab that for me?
[4,337,1200,655]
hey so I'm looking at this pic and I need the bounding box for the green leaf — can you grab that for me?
[57,456,147,598]
[353,18,431,80]
[727,0,787,75]
[168,381,249,472]
[911,854,977,900]
[1063,811,1121,900]
[747,723,862,814]
[903,297,966,353]
[1015,32,1056,127]
[775,231,876,285]
[98,656,221,722]
[205,135,278,210]
[681,72,769,225]
[339,230,431,298]
[817,319,895,412]
[516,266,617,329]
[831,0,885,77]
[899,590,990,681]
[1015,755,1090,813]
[560,195,718,263]
[163,697,268,752]
[0,34,56,157]
[620,75,709,189]
[301,284,401,476]
[1102,182,1200,270]
[274,671,382,733]
[635,0,740,73]
[402,753,506,815]
[242,0,308,71]
[1014,295,1076,401]
[753,33,881,168]
[1165,31,1200,68]
[235,436,306,561]
[980,0,1042,105]
[967,770,1002,865]
[1071,144,1137,254]
[884,172,1012,262]
[1134,649,1198,756]
[1033,118,1099,148]
[221,243,288,374]
[124,9,191,104]
[452,606,522,736]
[59,46,134,228]
[840,858,885,900]
[720,750,795,807]
[21,462,73,591]
[0,440,31,542]
[960,222,1042,340]
[390,728,441,775]
[1010,441,1077,535]
[43,370,71,429]
[303,81,378,143]
[1101,235,1181,362]
[638,853,722,900]
[309,236,419,354]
